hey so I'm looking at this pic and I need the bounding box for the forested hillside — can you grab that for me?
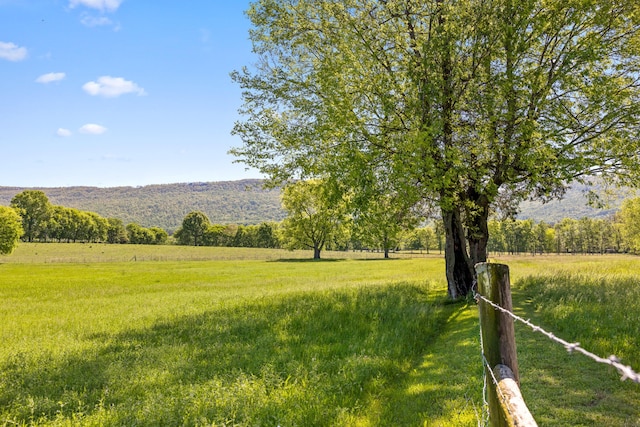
[0,180,284,233]
[0,180,628,234]
[517,183,629,222]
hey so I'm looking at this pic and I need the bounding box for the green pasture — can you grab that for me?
[1,244,640,426]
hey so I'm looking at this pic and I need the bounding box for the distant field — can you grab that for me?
[1,245,639,426]
[3,242,436,264]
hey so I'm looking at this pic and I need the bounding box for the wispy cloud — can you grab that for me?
[0,41,27,61]
[101,153,131,162]
[83,76,146,98]
[57,128,73,137]
[36,72,66,84]
[80,14,112,27]
[79,124,107,134]
[69,0,123,12]
[199,28,211,44]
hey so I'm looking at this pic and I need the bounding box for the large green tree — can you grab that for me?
[10,190,51,243]
[0,206,23,254]
[232,0,640,298]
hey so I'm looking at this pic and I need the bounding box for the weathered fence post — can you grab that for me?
[493,364,538,427]
[476,262,537,427]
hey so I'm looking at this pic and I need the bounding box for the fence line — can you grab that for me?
[474,289,640,384]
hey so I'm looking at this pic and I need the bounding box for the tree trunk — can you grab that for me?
[384,247,390,258]
[467,194,490,266]
[442,207,475,299]
[313,246,321,259]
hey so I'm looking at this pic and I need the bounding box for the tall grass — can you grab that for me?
[1,245,458,426]
[1,284,445,426]
[2,247,640,425]
[493,254,640,425]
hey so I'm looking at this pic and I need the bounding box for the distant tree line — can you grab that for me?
[6,190,167,246]
[170,181,640,258]
[483,200,640,255]
[488,218,619,255]
[4,189,640,258]
[173,211,280,249]
[2,190,282,251]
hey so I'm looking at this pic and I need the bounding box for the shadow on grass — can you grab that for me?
[377,301,485,426]
[269,258,345,263]
[0,284,471,426]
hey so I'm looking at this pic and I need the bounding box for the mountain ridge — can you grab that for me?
[0,179,285,233]
[0,180,630,233]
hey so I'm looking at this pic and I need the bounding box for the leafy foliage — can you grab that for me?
[10,190,51,242]
[126,223,167,245]
[279,180,350,258]
[618,197,640,253]
[174,211,211,246]
[352,193,420,258]
[0,206,23,254]
[231,0,640,297]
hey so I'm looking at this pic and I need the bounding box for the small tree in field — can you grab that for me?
[0,206,23,255]
[279,180,348,259]
[352,193,418,258]
[175,211,211,246]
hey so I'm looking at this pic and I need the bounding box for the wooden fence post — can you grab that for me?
[493,364,538,427]
[476,262,537,427]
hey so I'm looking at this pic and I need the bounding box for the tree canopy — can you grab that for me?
[619,197,640,253]
[279,180,349,259]
[175,211,211,246]
[232,0,640,297]
[0,206,23,255]
[10,190,51,243]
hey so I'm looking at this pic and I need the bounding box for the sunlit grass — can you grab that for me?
[1,285,446,426]
[1,246,640,425]
[1,245,454,426]
[490,254,640,426]
[4,242,440,264]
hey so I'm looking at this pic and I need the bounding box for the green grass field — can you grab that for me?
[1,244,640,426]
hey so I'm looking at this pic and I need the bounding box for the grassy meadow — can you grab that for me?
[1,244,640,426]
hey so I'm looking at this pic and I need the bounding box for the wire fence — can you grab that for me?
[474,290,640,384]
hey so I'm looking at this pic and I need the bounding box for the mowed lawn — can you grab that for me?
[1,244,640,426]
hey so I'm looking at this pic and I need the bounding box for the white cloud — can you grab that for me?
[79,124,107,134]
[0,41,27,61]
[80,14,112,27]
[57,128,72,137]
[82,76,146,98]
[69,0,123,12]
[36,72,66,84]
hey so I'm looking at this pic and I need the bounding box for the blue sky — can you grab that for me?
[0,0,261,188]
